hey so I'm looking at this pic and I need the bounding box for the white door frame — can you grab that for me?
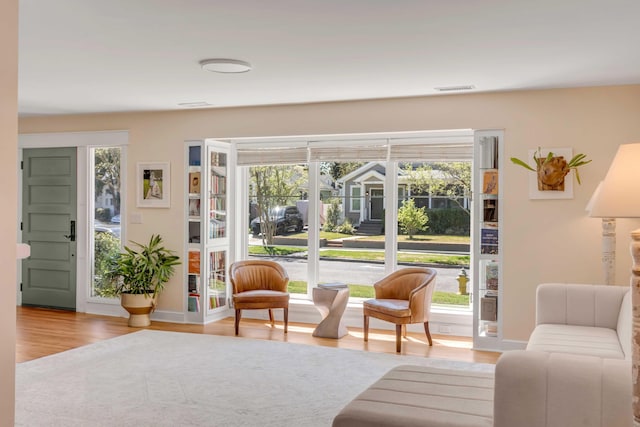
[18,131,128,312]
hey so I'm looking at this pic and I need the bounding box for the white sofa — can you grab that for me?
[526,282,631,359]
[334,283,633,427]
[494,283,632,427]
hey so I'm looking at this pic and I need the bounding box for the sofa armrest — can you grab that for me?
[536,283,629,328]
[494,350,631,427]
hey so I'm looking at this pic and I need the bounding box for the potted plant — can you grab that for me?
[511,148,591,191]
[107,234,181,327]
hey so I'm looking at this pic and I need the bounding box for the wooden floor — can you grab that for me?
[16,306,500,364]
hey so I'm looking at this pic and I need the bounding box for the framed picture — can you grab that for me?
[137,162,171,208]
[528,147,574,200]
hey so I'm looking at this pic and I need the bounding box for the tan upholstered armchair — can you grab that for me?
[363,267,437,352]
[229,260,290,335]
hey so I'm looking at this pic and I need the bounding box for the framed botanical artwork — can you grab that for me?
[527,147,574,200]
[137,162,171,208]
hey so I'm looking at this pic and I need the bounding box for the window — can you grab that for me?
[233,130,474,308]
[91,147,122,298]
[350,186,361,212]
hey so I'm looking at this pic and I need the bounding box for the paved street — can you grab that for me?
[249,255,467,294]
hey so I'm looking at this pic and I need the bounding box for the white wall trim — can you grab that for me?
[19,130,129,148]
[18,130,129,313]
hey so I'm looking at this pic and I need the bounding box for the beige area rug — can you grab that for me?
[16,330,494,426]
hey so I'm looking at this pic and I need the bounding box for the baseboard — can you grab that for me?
[500,339,528,351]
[82,297,475,338]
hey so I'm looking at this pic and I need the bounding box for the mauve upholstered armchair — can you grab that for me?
[363,267,437,352]
[229,260,290,335]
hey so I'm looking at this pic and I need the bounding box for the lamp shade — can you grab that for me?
[588,143,640,218]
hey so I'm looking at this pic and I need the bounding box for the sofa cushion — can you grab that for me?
[536,283,629,328]
[332,365,494,427]
[527,324,624,359]
[616,290,631,359]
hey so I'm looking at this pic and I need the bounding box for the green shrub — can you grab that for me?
[397,199,428,239]
[423,208,469,236]
[93,231,121,297]
[336,218,355,235]
[323,198,341,232]
[95,208,112,222]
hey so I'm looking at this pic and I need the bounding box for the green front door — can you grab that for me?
[370,188,384,220]
[22,147,77,310]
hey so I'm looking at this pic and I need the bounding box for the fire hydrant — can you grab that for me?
[457,268,469,295]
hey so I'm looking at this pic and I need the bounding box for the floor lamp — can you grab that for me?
[587,181,616,285]
[588,143,640,426]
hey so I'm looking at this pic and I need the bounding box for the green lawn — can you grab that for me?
[248,245,306,256]
[362,234,470,243]
[288,281,469,306]
[319,249,469,266]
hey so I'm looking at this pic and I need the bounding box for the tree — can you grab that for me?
[403,162,471,215]
[95,148,121,215]
[323,162,364,182]
[397,198,428,239]
[323,198,341,232]
[250,165,306,245]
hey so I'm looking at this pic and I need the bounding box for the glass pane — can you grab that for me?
[318,161,385,300]
[92,147,122,298]
[209,250,226,309]
[399,161,471,308]
[210,151,227,239]
[248,164,308,296]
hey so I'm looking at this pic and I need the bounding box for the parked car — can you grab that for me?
[95,224,121,238]
[250,206,304,236]
[111,214,121,224]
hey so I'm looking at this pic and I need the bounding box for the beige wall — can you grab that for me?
[19,85,640,341]
[1,0,18,424]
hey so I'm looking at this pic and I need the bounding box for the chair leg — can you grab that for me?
[424,321,433,346]
[283,308,288,334]
[395,324,402,353]
[402,324,407,338]
[363,315,369,342]
[268,309,274,326]
[235,309,241,335]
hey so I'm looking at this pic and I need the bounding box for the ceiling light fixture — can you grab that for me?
[434,85,476,92]
[199,58,252,73]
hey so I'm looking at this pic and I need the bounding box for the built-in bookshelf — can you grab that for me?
[473,130,504,350]
[185,141,231,323]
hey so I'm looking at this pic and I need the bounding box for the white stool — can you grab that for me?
[312,284,349,339]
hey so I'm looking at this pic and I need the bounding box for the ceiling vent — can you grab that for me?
[434,85,476,92]
[178,101,212,108]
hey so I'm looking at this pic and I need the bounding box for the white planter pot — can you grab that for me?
[120,293,157,327]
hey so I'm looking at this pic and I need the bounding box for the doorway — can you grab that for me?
[21,147,77,310]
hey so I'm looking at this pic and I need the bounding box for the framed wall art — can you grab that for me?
[526,147,574,200]
[137,162,171,208]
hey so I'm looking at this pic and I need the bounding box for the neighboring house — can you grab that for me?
[95,186,115,217]
[338,162,469,226]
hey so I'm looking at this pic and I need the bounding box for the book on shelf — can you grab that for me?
[188,274,199,293]
[485,262,499,291]
[480,228,499,254]
[189,172,201,194]
[189,146,201,166]
[480,296,497,321]
[189,199,201,217]
[188,251,200,274]
[483,199,498,222]
[482,169,499,194]
[188,294,200,312]
[188,222,200,243]
[485,322,498,337]
[480,136,499,169]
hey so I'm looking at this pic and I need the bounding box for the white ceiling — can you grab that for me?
[18,0,640,116]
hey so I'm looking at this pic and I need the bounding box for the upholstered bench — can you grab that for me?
[332,365,494,427]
